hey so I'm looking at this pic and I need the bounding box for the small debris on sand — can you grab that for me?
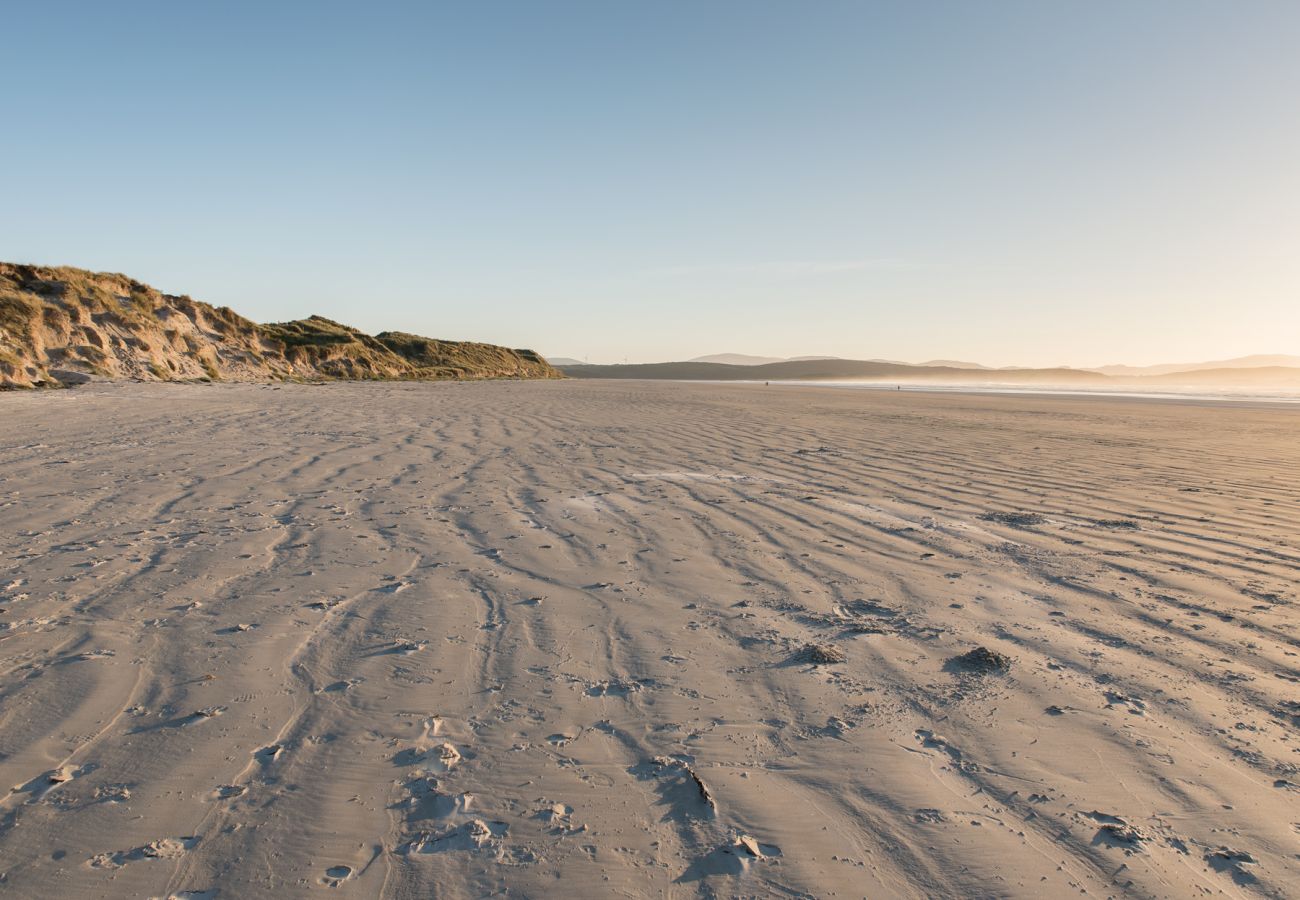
[255,744,284,764]
[947,646,1012,674]
[1206,847,1259,882]
[434,742,461,770]
[649,756,718,813]
[978,511,1047,528]
[1100,821,1147,844]
[804,642,847,664]
[1207,847,1257,865]
[140,838,194,858]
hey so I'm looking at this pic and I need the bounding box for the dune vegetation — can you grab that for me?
[0,263,560,389]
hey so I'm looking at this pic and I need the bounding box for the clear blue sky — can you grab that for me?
[5,1,1298,366]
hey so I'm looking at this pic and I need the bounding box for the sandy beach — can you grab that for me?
[0,379,1296,898]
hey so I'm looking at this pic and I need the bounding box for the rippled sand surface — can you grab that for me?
[1,380,1296,898]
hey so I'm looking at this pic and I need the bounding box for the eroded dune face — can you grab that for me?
[0,262,560,388]
[0,380,1296,898]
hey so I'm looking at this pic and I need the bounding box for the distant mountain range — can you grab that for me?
[1087,354,1300,376]
[685,354,992,368]
[551,353,1300,388]
[561,358,1106,384]
[686,353,843,366]
[915,359,991,370]
[547,352,1300,385]
[550,353,848,366]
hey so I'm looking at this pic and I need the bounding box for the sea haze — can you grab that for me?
[739,380,1300,406]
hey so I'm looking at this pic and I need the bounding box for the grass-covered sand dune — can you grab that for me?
[0,263,560,388]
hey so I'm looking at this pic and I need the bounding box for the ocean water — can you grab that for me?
[733,380,1300,406]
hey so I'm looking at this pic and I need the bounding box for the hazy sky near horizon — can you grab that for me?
[5,1,1299,367]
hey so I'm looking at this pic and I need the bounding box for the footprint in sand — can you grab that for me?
[403,819,508,855]
[425,742,461,771]
[398,777,474,819]
[89,836,199,869]
[395,741,460,771]
[320,678,364,693]
[14,763,95,802]
[322,865,353,887]
[217,623,257,634]
[584,678,645,698]
[188,706,227,724]
[533,801,573,826]
[93,784,132,803]
[254,744,283,765]
[679,834,782,880]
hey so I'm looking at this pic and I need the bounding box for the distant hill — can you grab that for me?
[916,359,990,370]
[688,353,787,366]
[688,353,843,365]
[559,356,1300,390]
[668,352,1300,377]
[558,353,1300,387]
[0,263,560,389]
[1090,354,1300,376]
[545,357,590,366]
[1135,366,1300,387]
[560,358,1109,384]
